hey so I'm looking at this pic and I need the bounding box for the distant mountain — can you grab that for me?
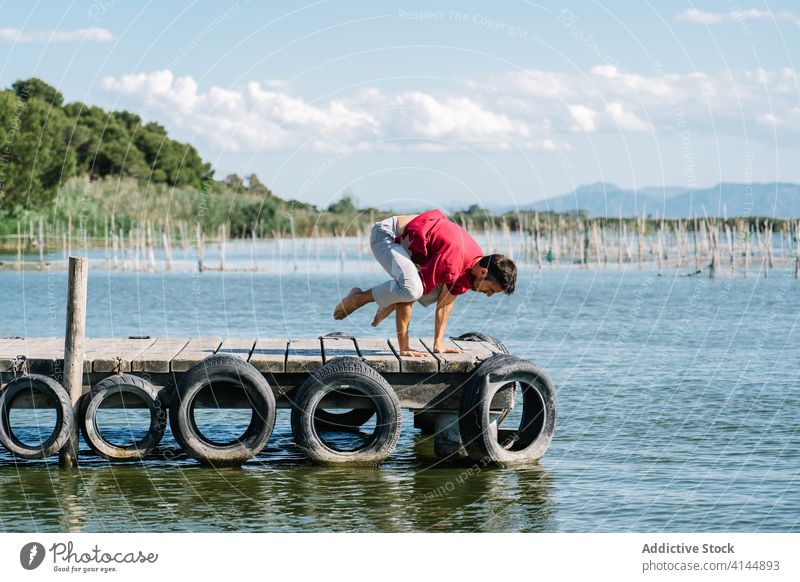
[519,182,800,218]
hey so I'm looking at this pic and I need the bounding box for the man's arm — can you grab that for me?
[433,285,462,353]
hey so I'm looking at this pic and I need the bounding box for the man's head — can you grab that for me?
[470,254,517,297]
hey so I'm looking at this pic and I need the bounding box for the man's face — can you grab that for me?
[473,277,504,297]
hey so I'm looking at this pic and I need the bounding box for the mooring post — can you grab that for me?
[59,256,88,469]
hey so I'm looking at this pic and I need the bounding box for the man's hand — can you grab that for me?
[433,345,463,354]
[400,349,429,357]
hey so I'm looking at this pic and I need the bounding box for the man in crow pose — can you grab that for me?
[333,209,517,356]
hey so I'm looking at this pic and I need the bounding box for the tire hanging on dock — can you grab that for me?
[412,331,512,436]
[79,374,167,461]
[459,353,557,465]
[0,374,74,459]
[169,354,276,465]
[313,332,376,431]
[291,356,401,465]
[453,331,510,354]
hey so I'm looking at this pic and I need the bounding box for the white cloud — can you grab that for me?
[674,8,800,27]
[568,105,597,132]
[605,102,650,132]
[102,69,548,152]
[0,27,114,42]
[101,65,800,153]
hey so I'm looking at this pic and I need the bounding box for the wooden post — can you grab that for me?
[38,218,45,270]
[59,256,88,469]
[196,223,204,273]
[16,221,22,269]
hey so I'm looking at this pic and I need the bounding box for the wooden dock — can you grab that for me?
[0,335,506,411]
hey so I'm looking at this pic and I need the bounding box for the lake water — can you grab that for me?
[0,259,798,532]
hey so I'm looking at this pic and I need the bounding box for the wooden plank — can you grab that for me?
[216,338,255,361]
[131,338,190,373]
[82,338,115,373]
[171,338,222,372]
[388,338,438,373]
[355,338,400,373]
[249,338,288,373]
[321,337,358,363]
[451,338,497,362]
[286,338,323,373]
[93,338,157,373]
[3,338,62,374]
[420,337,474,372]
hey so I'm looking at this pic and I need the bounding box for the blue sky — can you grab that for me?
[2,0,799,210]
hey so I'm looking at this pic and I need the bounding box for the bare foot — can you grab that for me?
[433,346,463,354]
[333,287,363,320]
[400,349,429,357]
[371,304,396,327]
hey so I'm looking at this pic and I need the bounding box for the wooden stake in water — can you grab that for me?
[196,223,204,273]
[162,223,173,272]
[251,224,258,272]
[219,223,226,271]
[289,215,298,272]
[16,221,22,269]
[38,218,45,270]
[59,256,88,469]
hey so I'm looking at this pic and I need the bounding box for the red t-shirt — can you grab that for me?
[395,209,483,296]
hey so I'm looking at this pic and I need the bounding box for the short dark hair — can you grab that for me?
[478,254,517,294]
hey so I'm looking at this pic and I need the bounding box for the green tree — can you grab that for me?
[13,77,64,106]
[225,173,244,191]
[0,89,77,212]
[64,104,147,179]
[327,193,358,214]
[247,173,271,196]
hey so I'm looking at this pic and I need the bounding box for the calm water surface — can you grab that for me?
[0,262,798,532]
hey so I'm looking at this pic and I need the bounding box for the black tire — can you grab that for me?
[455,332,512,425]
[169,354,276,465]
[454,331,510,354]
[291,356,401,465]
[0,374,73,459]
[79,374,167,461]
[459,354,557,465]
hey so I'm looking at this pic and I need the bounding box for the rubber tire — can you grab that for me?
[291,357,401,465]
[79,374,167,460]
[454,331,509,354]
[0,374,73,459]
[459,354,557,465]
[455,331,513,425]
[169,354,276,465]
